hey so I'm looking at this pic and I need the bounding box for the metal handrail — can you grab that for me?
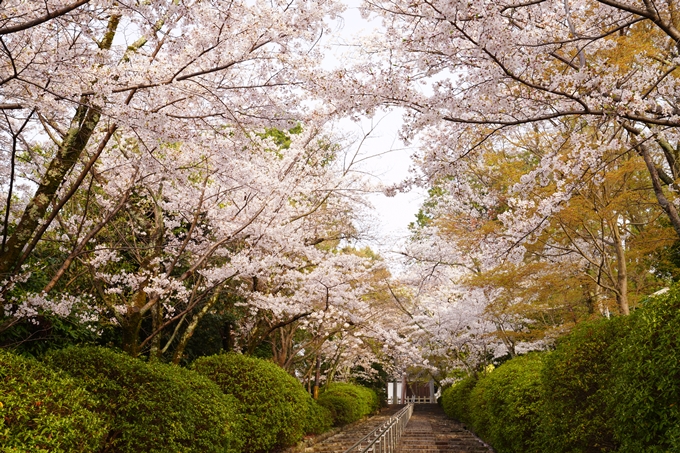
[389,396,436,404]
[404,396,432,404]
[342,403,414,453]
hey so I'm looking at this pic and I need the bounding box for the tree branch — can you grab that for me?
[0,0,92,35]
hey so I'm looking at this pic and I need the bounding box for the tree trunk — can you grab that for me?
[148,302,162,361]
[172,288,222,364]
[121,290,147,357]
[0,15,120,280]
[639,143,680,239]
[272,324,295,371]
[313,356,321,400]
[121,309,143,357]
[0,104,100,277]
[221,320,233,351]
[611,219,630,315]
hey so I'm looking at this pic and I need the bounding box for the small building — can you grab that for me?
[386,377,438,404]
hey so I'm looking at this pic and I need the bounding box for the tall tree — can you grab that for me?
[322,0,680,245]
[0,0,340,288]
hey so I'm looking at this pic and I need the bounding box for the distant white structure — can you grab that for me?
[387,379,436,404]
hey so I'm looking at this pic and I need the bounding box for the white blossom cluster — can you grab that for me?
[5,292,100,327]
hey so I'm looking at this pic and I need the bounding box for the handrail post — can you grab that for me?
[342,403,413,453]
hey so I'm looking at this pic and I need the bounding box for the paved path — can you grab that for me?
[305,406,404,453]
[396,404,493,453]
[304,404,493,453]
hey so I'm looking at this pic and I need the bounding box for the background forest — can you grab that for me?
[2,0,680,452]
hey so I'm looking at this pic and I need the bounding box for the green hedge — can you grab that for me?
[610,289,680,453]
[303,397,334,435]
[441,375,477,425]
[440,286,680,453]
[317,382,379,426]
[45,347,241,453]
[537,318,628,452]
[191,353,310,453]
[468,354,544,453]
[0,349,106,453]
[317,391,356,426]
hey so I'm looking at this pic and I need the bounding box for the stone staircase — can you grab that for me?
[303,404,493,453]
[303,405,405,453]
[395,404,493,453]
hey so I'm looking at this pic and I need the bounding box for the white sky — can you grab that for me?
[325,1,426,259]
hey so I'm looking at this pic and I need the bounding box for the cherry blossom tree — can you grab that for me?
[390,230,516,375]
[0,0,342,285]
[388,124,677,375]
[317,0,680,248]
[304,1,680,364]
[0,1,399,363]
[2,115,380,356]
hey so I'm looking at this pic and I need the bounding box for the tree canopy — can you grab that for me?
[3,0,680,385]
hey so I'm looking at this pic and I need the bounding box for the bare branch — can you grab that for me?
[0,0,92,35]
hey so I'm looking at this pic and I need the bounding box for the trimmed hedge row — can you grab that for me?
[611,289,680,453]
[440,375,476,425]
[191,353,316,452]
[46,347,241,453]
[441,285,680,453]
[304,396,334,435]
[468,353,544,453]
[318,382,380,426]
[1,348,341,453]
[539,316,628,452]
[0,350,106,453]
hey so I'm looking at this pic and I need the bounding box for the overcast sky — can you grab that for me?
[325,2,426,260]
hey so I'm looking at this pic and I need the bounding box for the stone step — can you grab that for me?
[395,405,493,453]
[304,405,406,453]
[303,404,493,453]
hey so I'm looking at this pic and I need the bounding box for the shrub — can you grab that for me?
[468,353,544,453]
[317,391,357,426]
[440,288,680,453]
[45,347,240,453]
[353,363,390,407]
[303,397,333,435]
[441,375,477,425]
[0,349,106,452]
[191,353,309,453]
[318,382,379,426]
[537,317,628,453]
[609,288,680,452]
